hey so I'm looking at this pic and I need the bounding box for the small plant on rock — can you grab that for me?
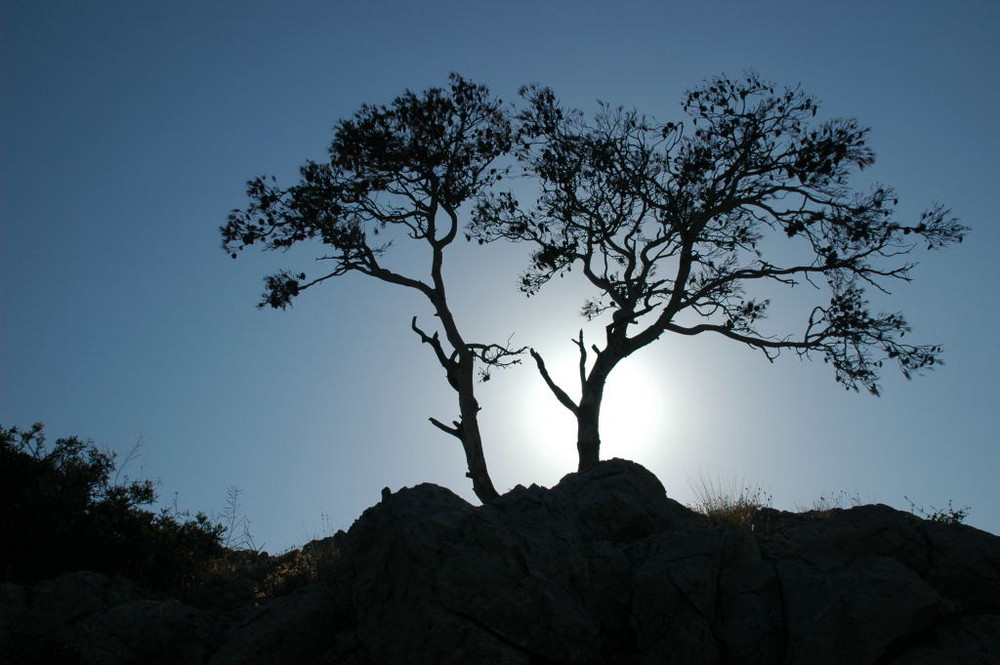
[905,496,970,525]
[809,490,864,513]
[218,485,262,553]
[690,474,772,529]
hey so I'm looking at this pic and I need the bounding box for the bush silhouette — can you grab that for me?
[1,423,224,593]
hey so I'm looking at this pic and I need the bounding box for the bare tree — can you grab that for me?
[223,75,523,503]
[473,73,966,471]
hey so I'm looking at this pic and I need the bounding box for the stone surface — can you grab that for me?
[4,459,999,664]
[0,570,225,664]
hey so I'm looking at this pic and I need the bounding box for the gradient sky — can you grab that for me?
[2,0,997,551]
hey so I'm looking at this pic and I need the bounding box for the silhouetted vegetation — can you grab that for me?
[0,423,225,594]
[906,495,970,525]
[224,72,964,489]
[223,74,523,503]
[689,474,773,528]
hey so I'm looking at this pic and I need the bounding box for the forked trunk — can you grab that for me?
[419,289,502,505]
[575,379,607,472]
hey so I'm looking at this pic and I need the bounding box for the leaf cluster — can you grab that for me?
[222,73,513,310]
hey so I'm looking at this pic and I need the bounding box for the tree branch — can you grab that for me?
[411,316,456,378]
[529,348,579,415]
[571,330,589,389]
[428,417,461,439]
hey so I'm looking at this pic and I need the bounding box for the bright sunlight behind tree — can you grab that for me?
[472,73,966,472]
[224,72,964,494]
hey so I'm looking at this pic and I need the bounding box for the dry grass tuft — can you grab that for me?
[803,489,865,518]
[690,474,772,529]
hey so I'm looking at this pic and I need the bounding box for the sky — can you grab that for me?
[2,0,997,552]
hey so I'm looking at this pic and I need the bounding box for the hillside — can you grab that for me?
[3,459,998,664]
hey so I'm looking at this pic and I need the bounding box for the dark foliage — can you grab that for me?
[0,424,225,593]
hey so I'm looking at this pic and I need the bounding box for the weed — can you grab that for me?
[905,496,970,525]
[809,490,864,513]
[218,486,262,553]
[689,474,772,529]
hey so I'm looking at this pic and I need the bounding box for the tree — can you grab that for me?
[472,73,966,472]
[222,75,522,503]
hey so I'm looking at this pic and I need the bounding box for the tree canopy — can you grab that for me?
[225,72,964,488]
[472,72,965,470]
[223,74,522,502]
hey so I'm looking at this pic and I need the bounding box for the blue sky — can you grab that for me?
[2,0,997,551]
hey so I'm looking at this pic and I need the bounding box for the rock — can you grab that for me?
[0,582,29,654]
[30,571,135,628]
[62,598,224,665]
[6,458,999,664]
[886,614,1000,664]
[1,571,224,664]
[208,580,351,665]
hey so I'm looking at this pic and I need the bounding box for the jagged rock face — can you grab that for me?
[3,459,999,664]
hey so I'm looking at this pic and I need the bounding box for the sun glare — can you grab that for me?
[601,357,670,458]
[522,347,670,475]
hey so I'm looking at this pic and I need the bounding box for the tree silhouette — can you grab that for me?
[222,75,523,503]
[473,73,966,472]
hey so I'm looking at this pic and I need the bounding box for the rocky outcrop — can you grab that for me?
[0,571,226,664]
[3,459,999,664]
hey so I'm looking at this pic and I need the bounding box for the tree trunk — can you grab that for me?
[575,382,606,472]
[454,360,500,504]
[575,349,618,472]
[420,286,501,505]
[459,411,499,503]
[576,410,601,472]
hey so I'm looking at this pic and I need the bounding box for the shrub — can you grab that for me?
[0,423,225,593]
[255,542,341,601]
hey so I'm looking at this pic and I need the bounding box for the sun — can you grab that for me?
[520,346,670,476]
[600,356,670,458]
